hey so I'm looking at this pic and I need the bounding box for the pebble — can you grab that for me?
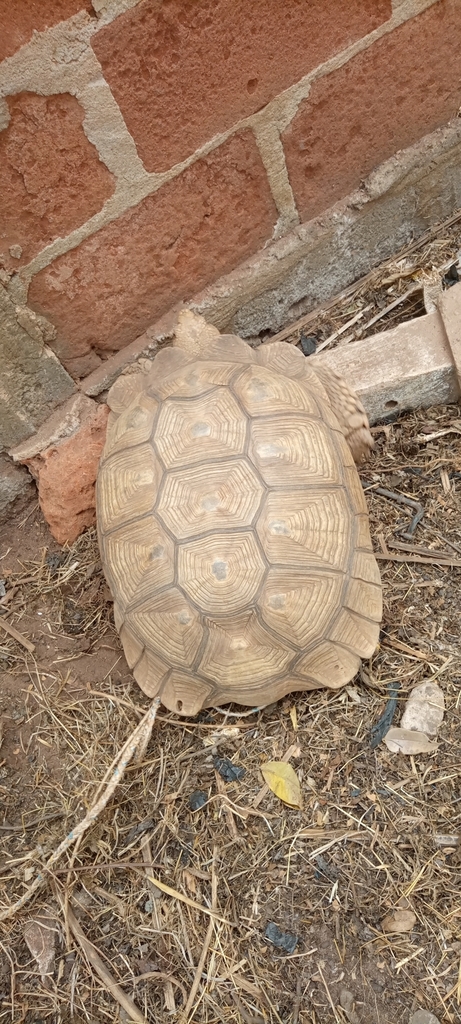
[409,1010,440,1024]
[400,680,445,736]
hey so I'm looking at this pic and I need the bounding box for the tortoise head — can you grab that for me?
[173,309,221,356]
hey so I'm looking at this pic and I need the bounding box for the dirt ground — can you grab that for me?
[0,403,460,1024]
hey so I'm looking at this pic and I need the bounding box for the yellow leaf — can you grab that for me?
[261,761,302,809]
[289,706,298,731]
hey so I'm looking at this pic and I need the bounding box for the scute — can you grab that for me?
[261,569,344,648]
[155,389,246,468]
[328,607,379,658]
[256,489,352,571]
[178,531,266,614]
[101,516,174,611]
[125,588,203,669]
[161,671,214,717]
[200,334,256,363]
[149,360,238,399]
[232,364,320,417]
[156,458,265,540]
[295,641,361,689]
[103,393,158,458]
[133,649,170,698]
[199,611,294,689]
[250,417,338,486]
[97,444,161,533]
[256,340,315,382]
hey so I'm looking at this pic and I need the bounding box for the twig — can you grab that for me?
[316,962,341,1023]
[359,284,421,333]
[369,682,400,748]
[182,847,218,1021]
[0,699,161,922]
[315,304,373,353]
[387,539,457,559]
[292,977,303,1024]
[230,991,265,1024]
[134,970,187,1003]
[364,485,424,537]
[375,551,461,567]
[0,616,35,653]
[142,873,232,926]
[62,901,147,1024]
[215,770,240,840]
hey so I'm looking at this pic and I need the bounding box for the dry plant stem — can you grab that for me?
[375,551,461,566]
[182,847,218,1021]
[0,698,161,923]
[0,616,35,652]
[316,962,341,1023]
[142,873,231,926]
[230,991,265,1024]
[357,283,421,333]
[215,770,240,840]
[62,901,148,1024]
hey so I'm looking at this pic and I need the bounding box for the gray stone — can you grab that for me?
[409,1010,440,1024]
[0,454,34,519]
[0,285,75,450]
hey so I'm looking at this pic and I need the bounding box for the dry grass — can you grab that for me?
[0,404,460,1024]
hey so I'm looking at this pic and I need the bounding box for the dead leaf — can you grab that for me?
[23,917,57,982]
[260,761,302,808]
[381,908,417,934]
[182,869,198,895]
[289,706,298,731]
[383,727,437,755]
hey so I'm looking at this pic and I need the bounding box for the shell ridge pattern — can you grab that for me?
[98,323,382,714]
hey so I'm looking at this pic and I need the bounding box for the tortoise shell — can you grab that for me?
[96,317,381,716]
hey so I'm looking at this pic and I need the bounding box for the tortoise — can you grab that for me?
[96,311,382,716]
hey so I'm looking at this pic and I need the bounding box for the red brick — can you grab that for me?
[91,0,391,173]
[282,0,461,223]
[13,395,109,546]
[0,93,115,273]
[0,0,94,61]
[27,130,277,375]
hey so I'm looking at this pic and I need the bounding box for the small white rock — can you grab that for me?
[400,680,445,736]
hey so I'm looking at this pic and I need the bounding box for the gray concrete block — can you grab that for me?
[0,285,75,450]
[0,454,34,519]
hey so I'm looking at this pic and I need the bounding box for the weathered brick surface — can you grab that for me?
[12,395,109,545]
[28,131,278,376]
[0,0,94,61]
[92,0,391,172]
[282,0,461,223]
[0,93,115,273]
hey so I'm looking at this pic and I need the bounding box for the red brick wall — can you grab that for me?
[1,0,460,382]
